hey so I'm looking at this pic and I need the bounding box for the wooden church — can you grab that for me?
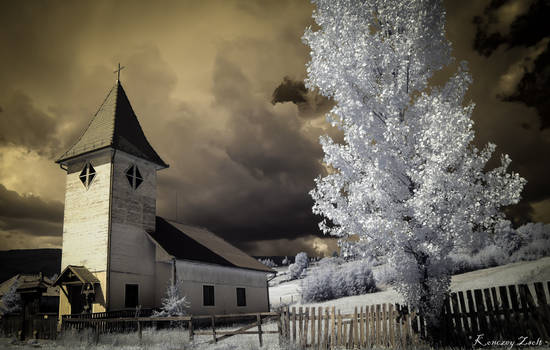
[54,73,273,317]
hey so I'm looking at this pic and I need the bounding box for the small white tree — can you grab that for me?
[304,0,525,327]
[154,278,190,317]
[0,281,21,315]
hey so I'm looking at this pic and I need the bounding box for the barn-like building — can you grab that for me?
[54,76,273,317]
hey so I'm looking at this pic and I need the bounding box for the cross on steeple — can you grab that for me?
[114,63,125,82]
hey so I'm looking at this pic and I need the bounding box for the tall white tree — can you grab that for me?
[304,0,525,325]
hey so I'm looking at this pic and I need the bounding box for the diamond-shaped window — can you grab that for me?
[125,165,143,190]
[79,163,96,189]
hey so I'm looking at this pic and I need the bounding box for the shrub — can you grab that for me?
[449,244,510,274]
[258,258,277,268]
[288,252,309,280]
[301,261,376,302]
[0,281,20,315]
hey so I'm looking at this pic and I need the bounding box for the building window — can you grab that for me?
[79,162,96,189]
[125,165,143,190]
[236,287,246,307]
[125,284,139,308]
[203,285,215,306]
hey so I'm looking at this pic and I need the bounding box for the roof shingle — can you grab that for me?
[149,217,274,273]
[56,82,168,168]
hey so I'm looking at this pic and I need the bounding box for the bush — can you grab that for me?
[258,258,277,268]
[288,252,309,280]
[449,244,510,274]
[301,260,376,302]
[0,281,20,315]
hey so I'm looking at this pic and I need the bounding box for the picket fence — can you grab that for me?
[278,304,422,348]
[278,280,550,348]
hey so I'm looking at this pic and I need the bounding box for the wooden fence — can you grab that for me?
[278,304,423,349]
[0,313,58,340]
[438,281,550,346]
[62,311,280,346]
[278,280,550,349]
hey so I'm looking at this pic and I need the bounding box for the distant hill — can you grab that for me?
[0,249,61,283]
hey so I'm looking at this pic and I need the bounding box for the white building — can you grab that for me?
[54,78,273,317]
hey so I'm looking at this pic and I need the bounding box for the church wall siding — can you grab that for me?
[109,151,157,310]
[109,271,156,310]
[176,260,269,315]
[60,155,111,272]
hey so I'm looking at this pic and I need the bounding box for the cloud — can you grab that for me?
[0,183,63,241]
[272,76,333,119]
[0,91,59,156]
[241,235,338,257]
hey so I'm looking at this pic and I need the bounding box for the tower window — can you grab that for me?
[125,165,143,190]
[79,163,96,189]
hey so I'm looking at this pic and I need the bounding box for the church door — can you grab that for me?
[68,285,84,314]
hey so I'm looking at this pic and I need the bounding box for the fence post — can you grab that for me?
[292,306,296,342]
[285,306,290,342]
[137,320,142,342]
[277,309,283,346]
[299,307,304,346]
[318,306,322,349]
[211,315,216,343]
[257,314,263,347]
[337,310,342,347]
[304,307,309,348]
[324,307,329,349]
[188,316,194,342]
[311,307,316,349]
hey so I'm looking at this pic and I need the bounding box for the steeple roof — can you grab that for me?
[56,81,168,168]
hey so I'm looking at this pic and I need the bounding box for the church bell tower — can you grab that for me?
[55,71,168,314]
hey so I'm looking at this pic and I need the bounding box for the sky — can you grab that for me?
[0,0,548,257]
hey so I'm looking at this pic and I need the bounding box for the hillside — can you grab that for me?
[0,249,61,283]
[270,257,550,313]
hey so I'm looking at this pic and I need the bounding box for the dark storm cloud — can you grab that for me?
[443,0,550,225]
[272,77,334,119]
[0,91,59,156]
[1,0,548,252]
[272,77,307,104]
[473,0,549,56]
[0,184,63,237]
[158,54,326,245]
[473,0,550,130]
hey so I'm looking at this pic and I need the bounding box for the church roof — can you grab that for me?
[150,217,274,273]
[56,81,168,168]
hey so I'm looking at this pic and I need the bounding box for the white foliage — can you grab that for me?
[304,0,525,324]
[301,260,376,302]
[282,256,290,266]
[258,258,277,268]
[288,252,309,280]
[154,279,190,317]
[0,281,20,315]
